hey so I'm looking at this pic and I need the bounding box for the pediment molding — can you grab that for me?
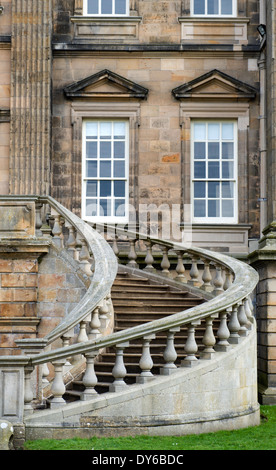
[172,69,257,101]
[64,69,148,100]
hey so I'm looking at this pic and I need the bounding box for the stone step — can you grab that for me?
[64,270,207,401]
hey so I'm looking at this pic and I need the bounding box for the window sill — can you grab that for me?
[71,16,142,41]
[178,17,250,45]
[179,223,251,254]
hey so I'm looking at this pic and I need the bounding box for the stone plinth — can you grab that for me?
[249,222,276,404]
[0,239,50,355]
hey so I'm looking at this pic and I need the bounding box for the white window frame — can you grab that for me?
[83,0,129,16]
[82,119,129,223]
[191,0,237,17]
[191,120,238,224]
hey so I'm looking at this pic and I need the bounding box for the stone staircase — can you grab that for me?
[0,197,260,445]
[64,271,206,399]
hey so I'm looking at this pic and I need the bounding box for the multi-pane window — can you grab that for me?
[85,0,128,15]
[192,0,235,16]
[192,121,237,223]
[82,120,128,222]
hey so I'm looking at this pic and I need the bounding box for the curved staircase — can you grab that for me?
[0,196,260,445]
[64,271,205,399]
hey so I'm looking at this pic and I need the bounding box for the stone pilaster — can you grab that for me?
[249,223,276,404]
[9,0,52,195]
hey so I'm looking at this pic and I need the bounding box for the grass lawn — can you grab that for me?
[23,405,276,451]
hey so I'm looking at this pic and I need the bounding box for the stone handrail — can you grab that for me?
[16,196,118,352]
[27,223,259,407]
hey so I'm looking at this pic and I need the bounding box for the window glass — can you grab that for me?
[194,0,205,14]
[83,120,128,221]
[193,0,234,16]
[192,121,237,222]
[207,0,218,15]
[87,0,98,14]
[86,0,128,15]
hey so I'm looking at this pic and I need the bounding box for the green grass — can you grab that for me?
[24,405,276,451]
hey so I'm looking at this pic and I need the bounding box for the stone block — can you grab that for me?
[0,201,35,238]
[0,420,14,450]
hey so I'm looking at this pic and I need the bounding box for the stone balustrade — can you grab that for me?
[0,197,259,423]
[28,221,258,410]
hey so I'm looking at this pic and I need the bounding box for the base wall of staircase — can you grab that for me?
[24,324,260,440]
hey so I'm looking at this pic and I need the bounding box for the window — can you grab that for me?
[84,0,129,15]
[82,120,129,222]
[192,121,237,223]
[192,0,236,16]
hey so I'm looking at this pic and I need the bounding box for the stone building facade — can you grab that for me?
[0,1,275,403]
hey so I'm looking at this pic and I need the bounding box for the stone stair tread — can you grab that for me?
[65,270,207,400]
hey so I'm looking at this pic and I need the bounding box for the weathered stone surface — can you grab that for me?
[0,201,35,238]
[0,420,13,450]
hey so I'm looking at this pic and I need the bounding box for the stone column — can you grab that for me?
[9,0,52,195]
[248,0,276,405]
[249,224,276,404]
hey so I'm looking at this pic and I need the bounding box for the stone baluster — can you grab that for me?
[223,270,232,290]
[50,359,66,408]
[51,212,63,248]
[60,217,65,247]
[215,309,231,352]
[161,246,171,276]
[88,307,102,340]
[161,327,180,375]
[78,320,89,343]
[109,342,129,392]
[228,305,241,344]
[200,315,218,359]
[71,318,90,364]
[99,296,110,329]
[81,351,99,400]
[175,251,187,283]
[144,241,155,272]
[201,260,213,292]
[41,362,50,385]
[35,202,43,237]
[244,297,253,327]
[213,266,224,295]
[238,301,249,337]
[74,231,83,262]
[181,321,200,367]
[112,234,119,258]
[137,334,155,383]
[188,257,200,286]
[79,237,93,276]
[61,334,73,370]
[66,223,77,259]
[127,239,138,268]
[24,365,35,415]
[41,208,52,237]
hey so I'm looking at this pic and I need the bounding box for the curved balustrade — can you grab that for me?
[26,222,258,410]
[16,196,118,355]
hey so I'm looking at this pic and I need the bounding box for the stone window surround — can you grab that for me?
[70,101,141,219]
[179,101,251,227]
[191,119,238,224]
[71,0,141,41]
[182,0,247,17]
[179,0,249,45]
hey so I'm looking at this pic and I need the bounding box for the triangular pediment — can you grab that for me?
[64,69,148,100]
[172,69,257,101]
